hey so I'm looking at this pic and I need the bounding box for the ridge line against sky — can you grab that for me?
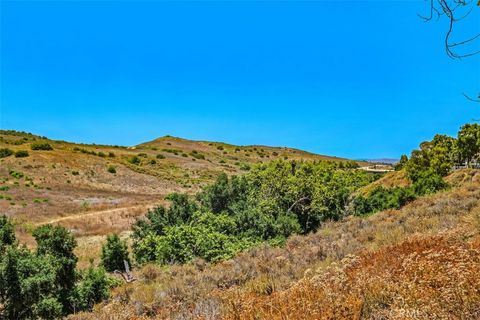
[1,0,479,159]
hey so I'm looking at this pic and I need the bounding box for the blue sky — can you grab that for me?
[1,1,479,159]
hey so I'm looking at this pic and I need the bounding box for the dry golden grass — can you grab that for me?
[69,172,480,320]
[224,235,480,320]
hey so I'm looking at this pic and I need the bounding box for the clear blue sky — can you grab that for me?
[1,1,479,159]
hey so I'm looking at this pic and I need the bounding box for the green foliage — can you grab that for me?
[0,246,63,320]
[0,148,14,158]
[132,160,376,265]
[457,123,480,166]
[128,155,141,165]
[0,215,16,255]
[31,142,53,150]
[107,165,116,174]
[101,234,131,272]
[73,265,119,312]
[156,153,166,159]
[33,225,78,313]
[9,170,24,179]
[14,150,29,158]
[0,221,113,319]
[395,154,408,171]
[190,151,205,159]
[353,186,416,216]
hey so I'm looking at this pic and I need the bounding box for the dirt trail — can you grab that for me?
[35,204,154,226]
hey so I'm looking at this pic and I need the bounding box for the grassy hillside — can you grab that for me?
[69,169,480,319]
[0,130,363,265]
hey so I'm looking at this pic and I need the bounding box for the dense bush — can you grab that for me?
[0,217,118,319]
[73,265,119,312]
[132,161,377,265]
[353,186,416,216]
[107,165,116,174]
[0,148,13,158]
[31,142,53,150]
[128,155,141,165]
[14,150,29,158]
[101,234,131,272]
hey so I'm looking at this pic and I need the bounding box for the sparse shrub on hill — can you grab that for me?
[101,234,131,272]
[190,151,205,160]
[14,150,29,158]
[0,148,13,158]
[156,154,166,159]
[107,165,116,174]
[9,170,24,179]
[128,155,141,165]
[31,142,53,150]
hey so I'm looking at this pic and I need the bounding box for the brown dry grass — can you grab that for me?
[224,235,480,320]
[68,172,480,320]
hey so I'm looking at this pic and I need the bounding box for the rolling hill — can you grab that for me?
[0,130,366,266]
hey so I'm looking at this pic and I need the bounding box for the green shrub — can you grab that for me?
[100,234,131,272]
[353,186,416,216]
[217,145,224,151]
[9,170,24,179]
[0,215,16,254]
[132,161,377,265]
[31,143,53,151]
[137,153,148,158]
[71,171,79,176]
[190,152,205,160]
[0,148,13,158]
[73,265,119,312]
[107,165,116,174]
[128,156,141,165]
[150,159,156,165]
[108,152,115,157]
[156,154,166,159]
[14,150,29,158]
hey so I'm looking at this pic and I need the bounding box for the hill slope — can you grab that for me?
[0,130,364,264]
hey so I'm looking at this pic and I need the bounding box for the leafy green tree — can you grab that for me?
[33,225,78,313]
[395,154,408,171]
[457,123,480,167]
[73,265,118,312]
[101,234,131,272]
[132,193,197,240]
[0,215,16,255]
[0,246,63,320]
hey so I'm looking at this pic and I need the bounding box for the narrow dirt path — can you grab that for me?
[34,204,154,226]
